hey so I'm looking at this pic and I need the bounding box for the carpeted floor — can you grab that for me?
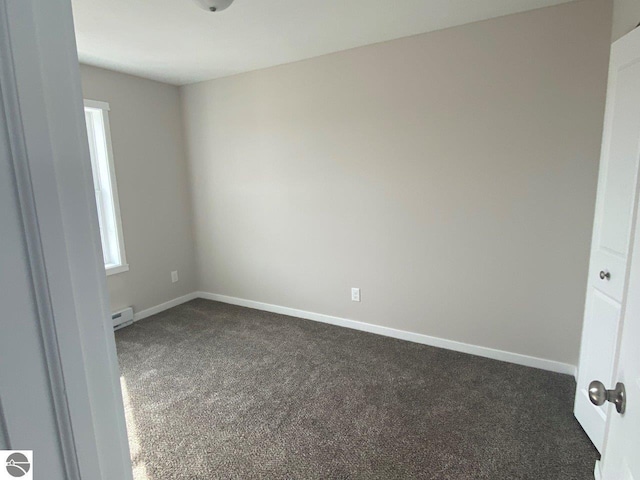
[115,298,596,479]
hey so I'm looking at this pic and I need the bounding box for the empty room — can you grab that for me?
[2,0,640,479]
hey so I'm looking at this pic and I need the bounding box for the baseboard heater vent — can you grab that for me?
[112,307,134,330]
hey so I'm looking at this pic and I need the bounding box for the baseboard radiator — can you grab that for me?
[112,307,134,330]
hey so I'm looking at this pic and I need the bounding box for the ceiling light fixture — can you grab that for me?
[192,0,235,12]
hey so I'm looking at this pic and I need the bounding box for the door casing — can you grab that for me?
[0,0,133,478]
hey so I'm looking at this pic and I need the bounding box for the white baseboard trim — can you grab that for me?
[197,292,576,376]
[133,291,576,376]
[593,460,602,480]
[133,292,199,322]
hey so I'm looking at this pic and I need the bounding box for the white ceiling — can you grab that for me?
[72,0,575,85]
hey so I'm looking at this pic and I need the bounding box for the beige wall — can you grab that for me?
[80,65,197,314]
[612,0,640,41]
[181,0,611,366]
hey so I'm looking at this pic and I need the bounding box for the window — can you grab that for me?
[84,99,128,275]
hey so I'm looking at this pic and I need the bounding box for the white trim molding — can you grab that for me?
[594,460,602,480]
[196,292,576,376]
[132,291,577,376]
[1,0,133,477]
[134,292,199,322]
[84,98,110,111]
[106,264,129,276]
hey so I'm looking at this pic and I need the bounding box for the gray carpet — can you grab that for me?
[115,298,596,479]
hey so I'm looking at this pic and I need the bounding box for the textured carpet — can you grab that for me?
[115,299,596,479]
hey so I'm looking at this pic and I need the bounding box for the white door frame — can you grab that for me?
[0,0,133,478]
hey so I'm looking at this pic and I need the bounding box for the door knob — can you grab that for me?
[589,380,626,414]
[599,270,611,280]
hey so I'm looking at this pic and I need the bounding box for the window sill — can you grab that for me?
[106,264,129,276]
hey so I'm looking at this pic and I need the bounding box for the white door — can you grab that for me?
[574,26,640,451]
[598,183,640,477]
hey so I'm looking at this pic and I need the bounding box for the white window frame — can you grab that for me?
[84,99,128,275]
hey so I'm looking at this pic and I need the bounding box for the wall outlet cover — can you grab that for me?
[351,288,361,302]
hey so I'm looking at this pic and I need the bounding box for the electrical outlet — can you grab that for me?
[351,288,360,302]
[171,271,179,283]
